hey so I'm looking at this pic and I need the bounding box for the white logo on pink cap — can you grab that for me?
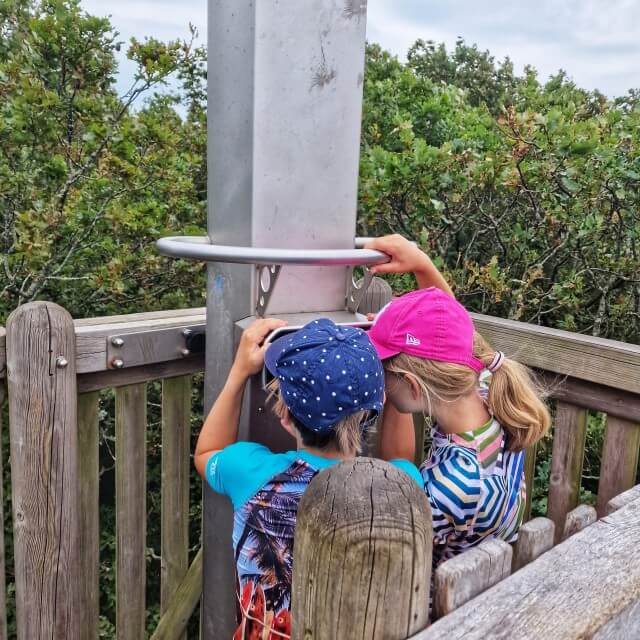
[406,333,421,346]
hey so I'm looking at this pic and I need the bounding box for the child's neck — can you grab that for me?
[433,391,492,435]
[300,446,351,460]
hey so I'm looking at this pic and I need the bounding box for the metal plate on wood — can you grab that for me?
[106,324,205,370]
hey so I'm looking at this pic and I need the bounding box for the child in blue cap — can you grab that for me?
[194,317,422,639]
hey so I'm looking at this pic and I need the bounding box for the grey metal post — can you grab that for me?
[204,1,368,636]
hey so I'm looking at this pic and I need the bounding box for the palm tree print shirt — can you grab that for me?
[206,442,422,639]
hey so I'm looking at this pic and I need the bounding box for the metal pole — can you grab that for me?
[204,1,368,636]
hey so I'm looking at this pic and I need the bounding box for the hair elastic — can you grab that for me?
[487,351,505,373]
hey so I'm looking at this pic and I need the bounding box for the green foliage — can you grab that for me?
[360,43,640,344]
[0,0,207,322]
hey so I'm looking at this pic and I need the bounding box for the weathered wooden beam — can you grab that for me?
[597,416,640,516]
[78,392,100,640]
[472,312,640,394]
[116,384,147,640]
[512,517,555,572]
[78,355,204,393]
[3,305,640,395]
[76,310,206,374]
[6,302,81,639]
[433,539,512,619]
[161,376,192,640]
[412,496,640,640]
[541,372,640,423]
[546,401,587,543]
[292,459,432,640]
[150,549,203,640]
[523,443,537,522]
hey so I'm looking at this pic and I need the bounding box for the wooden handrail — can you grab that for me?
[412,496,640,639]
[472,313,640,394]
[1,307,639,392]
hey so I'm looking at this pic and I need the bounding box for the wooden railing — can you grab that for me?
[0,302,638,639]
[0,303,206,640]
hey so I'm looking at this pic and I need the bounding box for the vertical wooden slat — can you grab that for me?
[606,484,640,515]
[6,302,81,639]
[596,416,640,517]
[562,504,597,541]
[523,443,537,521]
[512,517,555,572]
[547,402,587,543]
[433,539,513,620]
[0,382,7,640]
[161,376,191,640]
[116,384,147,640]
[78,392,100,640]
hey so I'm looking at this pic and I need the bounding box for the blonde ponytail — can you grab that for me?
[472,333,550,450]
[383,333,550,452]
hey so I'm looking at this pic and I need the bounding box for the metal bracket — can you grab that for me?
[106,324,205,370]
[255,264,281,318]
[346,266,374,313]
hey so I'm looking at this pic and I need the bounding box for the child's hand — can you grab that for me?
[365,234,454,297]
[365,234,430,276]
[231,318,288,380]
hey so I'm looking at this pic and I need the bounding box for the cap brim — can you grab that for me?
[367,332,400,361]
[264,332,294,375]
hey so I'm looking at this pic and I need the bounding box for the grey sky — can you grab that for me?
[81,0,639,99]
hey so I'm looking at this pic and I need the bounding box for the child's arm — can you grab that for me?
[194,317,287,478]
[378,403,417,463]
[364,234,454,297]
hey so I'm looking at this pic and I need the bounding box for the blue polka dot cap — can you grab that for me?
[264,318,385,434]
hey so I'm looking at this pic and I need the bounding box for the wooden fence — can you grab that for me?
[0,301,638,638]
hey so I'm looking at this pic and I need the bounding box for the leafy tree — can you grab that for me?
[407,38,526,113]
[0,0,207,323]
[360,44,640,343]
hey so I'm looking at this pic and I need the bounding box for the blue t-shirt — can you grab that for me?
[206,442,422,639]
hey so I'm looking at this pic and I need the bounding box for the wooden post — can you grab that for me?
[116,383,147,640]
[433,539,512,619]
[6,302,81,639]
[596,416,640,516]
[523,443,537,521]
[78,392,100,640]
[161,376,192,640]
[546,401,587,542]
[292,459,432,640]
[0,381,7,640]
[512,517,555,572]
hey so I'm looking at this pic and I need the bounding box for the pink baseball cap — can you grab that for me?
[368,287,485,372]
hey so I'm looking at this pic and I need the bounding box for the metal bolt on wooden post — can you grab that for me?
[6,302,82,639]
[292,459,432,640]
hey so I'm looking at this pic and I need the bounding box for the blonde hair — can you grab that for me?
[383,332,550,451]
[266,378,370,456]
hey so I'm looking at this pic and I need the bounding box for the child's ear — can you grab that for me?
[280,409,296,437]
[405,374,422,401]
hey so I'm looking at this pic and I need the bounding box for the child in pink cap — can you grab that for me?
[365,235,550,593]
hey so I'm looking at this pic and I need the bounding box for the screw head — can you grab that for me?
[111,337,124,347]
[111,358,125,369]
[55,356,68,369]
